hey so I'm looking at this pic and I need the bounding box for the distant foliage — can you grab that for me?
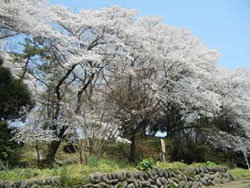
[0,122,19,161]
[0,58,33,121]
[0,58,32,162]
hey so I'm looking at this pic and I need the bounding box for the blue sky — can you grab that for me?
[49,0,250,69]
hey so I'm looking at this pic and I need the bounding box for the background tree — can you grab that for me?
[204,67,250,167]
[10,6,140,165]
[0,57,33,162]
[0,58,33,120]
[108,72,158,163]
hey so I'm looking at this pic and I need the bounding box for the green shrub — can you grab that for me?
[204,161,217,167]
[136,158,155,171]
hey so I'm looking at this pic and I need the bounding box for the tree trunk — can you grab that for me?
[35,140,40,166]
[79,149,84,164]
[46,140,61,166]
[83,139,90,165]
[129,131,136,163]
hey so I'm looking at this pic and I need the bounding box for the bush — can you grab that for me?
[136,158,155,171]
[204,161,217,167]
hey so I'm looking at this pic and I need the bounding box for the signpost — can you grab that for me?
[161,139,166,162]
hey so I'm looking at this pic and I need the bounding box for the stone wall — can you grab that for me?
[0,167,234,188]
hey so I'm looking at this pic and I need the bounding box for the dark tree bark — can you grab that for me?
[46,126,67,166]
[128,120,150,163]
[46,140,61,166]
[45,65,79,166]
[35,140,40,166]
[129,130,136,163]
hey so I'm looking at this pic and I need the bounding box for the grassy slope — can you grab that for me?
[0,160,228,181]
[16,138,152,166]
[1,158,249,182]
[1,136,249,181]
[229,168,250,180]
[0,160,136,181]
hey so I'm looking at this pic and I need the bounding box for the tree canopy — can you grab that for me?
[0,0,249,165]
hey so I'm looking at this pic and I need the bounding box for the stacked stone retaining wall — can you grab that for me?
[0,167,234,188]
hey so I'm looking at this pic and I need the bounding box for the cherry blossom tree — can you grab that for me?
[0,0,50,39]
[100,16,223,162]
[3,2,142,164]
[126,17,222,140]
[2,0,249,165]
[203,67,250,167]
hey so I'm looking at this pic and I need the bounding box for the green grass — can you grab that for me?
[156,161,189,169]
[229,168,250,180]
[0,159,230,181]
[156,160,225,169]
[0,158,136,181]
